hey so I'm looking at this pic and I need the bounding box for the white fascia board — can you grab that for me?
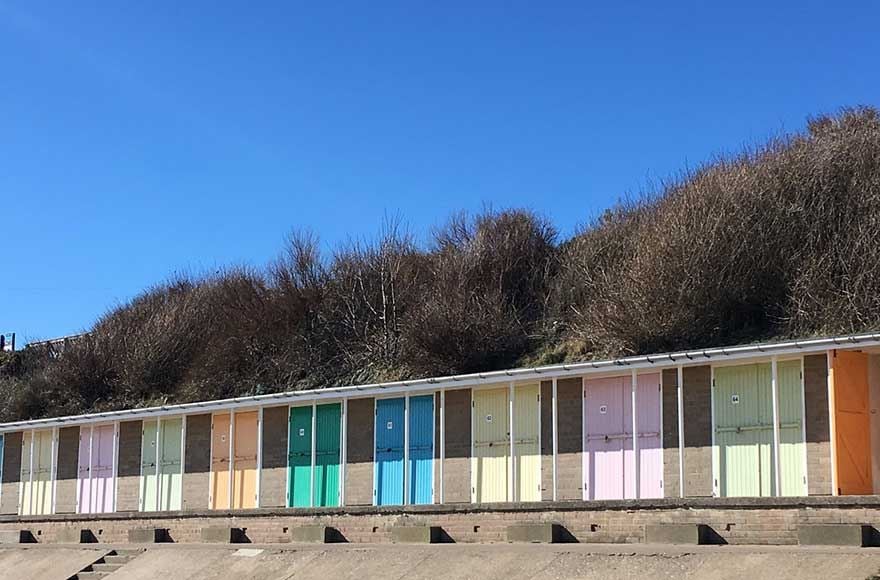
[1,332,878,432]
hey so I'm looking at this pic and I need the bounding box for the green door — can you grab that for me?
[778,360,806,496]
[140,420,158,511]
[314,403,341,508]
[288,406,312,507]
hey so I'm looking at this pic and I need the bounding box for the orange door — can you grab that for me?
[232,411,258,509]
[211,413,231,509]
[832,351,873,495]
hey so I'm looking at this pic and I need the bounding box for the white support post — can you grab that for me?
[404,394,410,505]
[255,408,262,508]
[155,417,162,511]
[180,416,187,510]
[552,377,559,502]
[310,401,317,508]
[87,425,95,514]
[340,399,348,506]
[228,411,235,509]
[439,390,445,504]
[509,381,516,502]
[112,422,119,513]
[631,370,640,499]
[771,356,782,496]
[827,350,838,496]
[50,428,58,515]
[677,365,685,498]
[28,430,34,516]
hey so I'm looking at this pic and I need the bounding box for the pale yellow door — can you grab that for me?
[472,387,510,503]
[514,384,541,502]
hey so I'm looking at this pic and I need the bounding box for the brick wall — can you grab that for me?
[0,431,22,515]
[442,388,471,503]
[661,369,680,498]
[54,427,80,514]
[556,377,583,501]
[345,398,374,506]
[260,406,288,508]
[4,496,880,546]
[182,414,211,511]
[116,421,142,512]
[804,353,832,495]
[682,365,712,497]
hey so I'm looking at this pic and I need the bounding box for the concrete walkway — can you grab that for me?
[6,543,880,580]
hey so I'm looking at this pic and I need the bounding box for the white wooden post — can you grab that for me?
[310,401,317,508]
[677,365,685,498]
[439,390,445,504]
[827,350,838,496]
[631,370,640,499]
[509,381,516,502]
[771,356,782,496]
[552,377,559,502]
[404,394,410,505]
[340,399,348,506]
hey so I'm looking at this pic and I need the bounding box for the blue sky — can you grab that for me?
[2,1,878,342]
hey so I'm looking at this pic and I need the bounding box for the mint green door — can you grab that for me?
[713,361,806,497]
[158,418,183,511]
[288,406,312,507]
[314,403,341,508]
[140,420,158,511]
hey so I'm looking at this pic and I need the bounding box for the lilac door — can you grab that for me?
[583,376,627,500]
[76,428,91,513]
[92,424,115,513]
[76,425,116,514]
[636,373,663,499]
[584,373,663,500]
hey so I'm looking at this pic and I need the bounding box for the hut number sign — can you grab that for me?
[599,405,608,414]
[485,414,493,423]
[387,421,394,430]
[299,428,306,437]
[731,394,740,405]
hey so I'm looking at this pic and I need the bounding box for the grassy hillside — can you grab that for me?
[3,107,879,421]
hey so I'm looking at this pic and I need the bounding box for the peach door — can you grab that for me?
[232,411,258,509]
[832,351,872,495]
[211,413,231,509]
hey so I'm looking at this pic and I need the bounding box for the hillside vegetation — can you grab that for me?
[2,107,880,422]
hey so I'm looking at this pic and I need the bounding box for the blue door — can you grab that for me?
[375,398,405,505]
[408,395,434,504]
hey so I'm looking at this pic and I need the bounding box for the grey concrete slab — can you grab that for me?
[390,525,443,544]
[797,524,873,547]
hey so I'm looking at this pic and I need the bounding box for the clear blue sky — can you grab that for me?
[2,1,878,343]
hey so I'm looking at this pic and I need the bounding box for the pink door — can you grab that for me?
[636,373,663,499]
[584,373,663,500]
[93,425,115,513]
[76,428,91,513]
[583,376,626,500]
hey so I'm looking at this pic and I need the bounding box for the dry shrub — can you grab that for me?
[3,108,880,421]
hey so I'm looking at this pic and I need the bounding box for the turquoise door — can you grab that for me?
[288,406,312,507]
[408,395,434,504]
[314,404,341,507]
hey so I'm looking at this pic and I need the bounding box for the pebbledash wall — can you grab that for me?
[1,334,880,523]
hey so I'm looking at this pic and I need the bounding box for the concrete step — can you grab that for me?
[74,572,109,579]
[102,554,136,564]
[90,562,124,572]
